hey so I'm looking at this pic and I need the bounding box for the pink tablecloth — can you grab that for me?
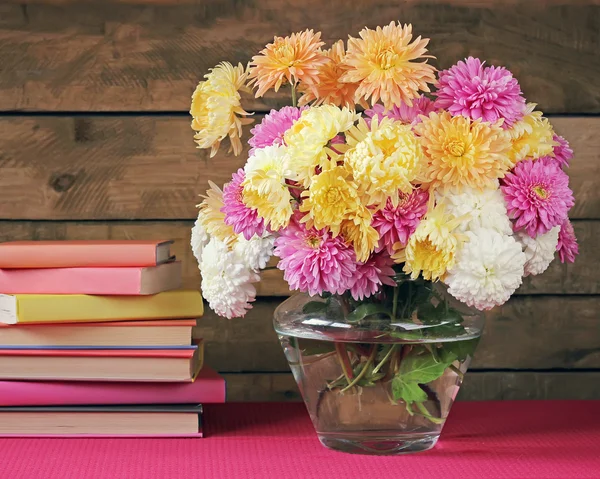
[0,401,598,478]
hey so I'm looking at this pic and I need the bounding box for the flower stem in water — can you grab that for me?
[340,346,378,393]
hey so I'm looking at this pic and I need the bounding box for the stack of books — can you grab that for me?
[0,240,225,437]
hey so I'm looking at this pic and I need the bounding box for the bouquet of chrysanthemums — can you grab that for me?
[190,22,578,319]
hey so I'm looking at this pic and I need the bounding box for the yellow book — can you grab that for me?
[0,290,204,325]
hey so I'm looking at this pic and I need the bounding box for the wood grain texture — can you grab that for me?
[222,371,600,402]
[0,220,597,297]
[193,295,600,372]
[0,116,597,220]
[0,2,598,112]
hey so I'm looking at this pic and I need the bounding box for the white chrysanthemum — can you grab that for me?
[233,233,275,271]
[445,228,526,311]
[437,185,512,235]
[200,238,259,319]
[517,226,560,277]
[191,216,210,264]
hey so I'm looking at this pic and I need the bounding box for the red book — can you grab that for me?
[0,367,225,406]
[0,240,174,268]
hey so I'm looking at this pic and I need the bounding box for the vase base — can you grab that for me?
[317,432,439,455]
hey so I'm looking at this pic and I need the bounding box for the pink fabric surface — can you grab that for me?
[0,401,598,479]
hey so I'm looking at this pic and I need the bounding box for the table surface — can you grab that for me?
[0,401,598,479]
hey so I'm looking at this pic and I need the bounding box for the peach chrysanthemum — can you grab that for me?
[284,105,359,187]
[197,181,236,245]
[298,40,364,109]
[344,116,425,209]
[341,22,436,110]
[190,62,253,158]
[392,201,463,281]
[507,103,557,166]
[248,30,328,97]
[341,205,380,262]
[415,111,512,191]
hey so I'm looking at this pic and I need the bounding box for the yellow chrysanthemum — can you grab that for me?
[393,201,463,281]
[197,181,236,245]
[415,111,512,191]
[248,29,328,97]
[299,165,361,236]
[298,40,365,109]
[341,22,436,110]
[190,62,253,158]
[507,103,557,165]
[242,144,293,231]
[344,116,425,209]
[341,205,380,262]
[284,105,359,187]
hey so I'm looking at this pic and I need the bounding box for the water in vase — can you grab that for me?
[278,332,479,455]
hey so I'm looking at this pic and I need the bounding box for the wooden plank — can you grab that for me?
[0,2,598,112]
[195,296,600,371]
[222,371,600,402]
[0,220,596,297]
[0,116,597,220]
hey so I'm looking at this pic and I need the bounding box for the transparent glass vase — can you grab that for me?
[274,275,485,455]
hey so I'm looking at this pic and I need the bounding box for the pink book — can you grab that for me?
[0,240,174,268]
[0,367,225,406]
[0,261,182,295]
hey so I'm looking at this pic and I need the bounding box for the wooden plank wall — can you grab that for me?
[0,0,598,401]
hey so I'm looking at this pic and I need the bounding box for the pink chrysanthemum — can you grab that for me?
[371,189,429,254]
[434,57,526,128]
[274,214,356,296]
[557,218,579,263]
[551,134,573,168]
[501,158,574,238]
[221,169,265,240]
[349,251,396,301]
[365,95,435,126]
[248,106,305,155]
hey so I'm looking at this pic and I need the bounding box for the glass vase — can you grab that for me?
[274,274,484,455]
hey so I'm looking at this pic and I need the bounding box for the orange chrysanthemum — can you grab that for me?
[248,30,327,97]
[415,111,512,191]
[298,40,364,109]
[341,22,436,110]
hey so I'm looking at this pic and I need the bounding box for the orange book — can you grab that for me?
[0,240,174,268]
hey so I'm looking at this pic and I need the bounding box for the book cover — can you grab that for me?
[0,261,182,295]
[0,289,204,324]
[0,404,203,437]
[0,366,225,406]
[0,340,204,382]
[0,319,196,347]
[0,240,174,269]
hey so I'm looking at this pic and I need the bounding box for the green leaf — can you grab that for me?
[391,376,427,406]
[302,301,328,314]
[346,303,392,323]
[399,350,451,384]
[417,302,441,324]
[440,338,480,362]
